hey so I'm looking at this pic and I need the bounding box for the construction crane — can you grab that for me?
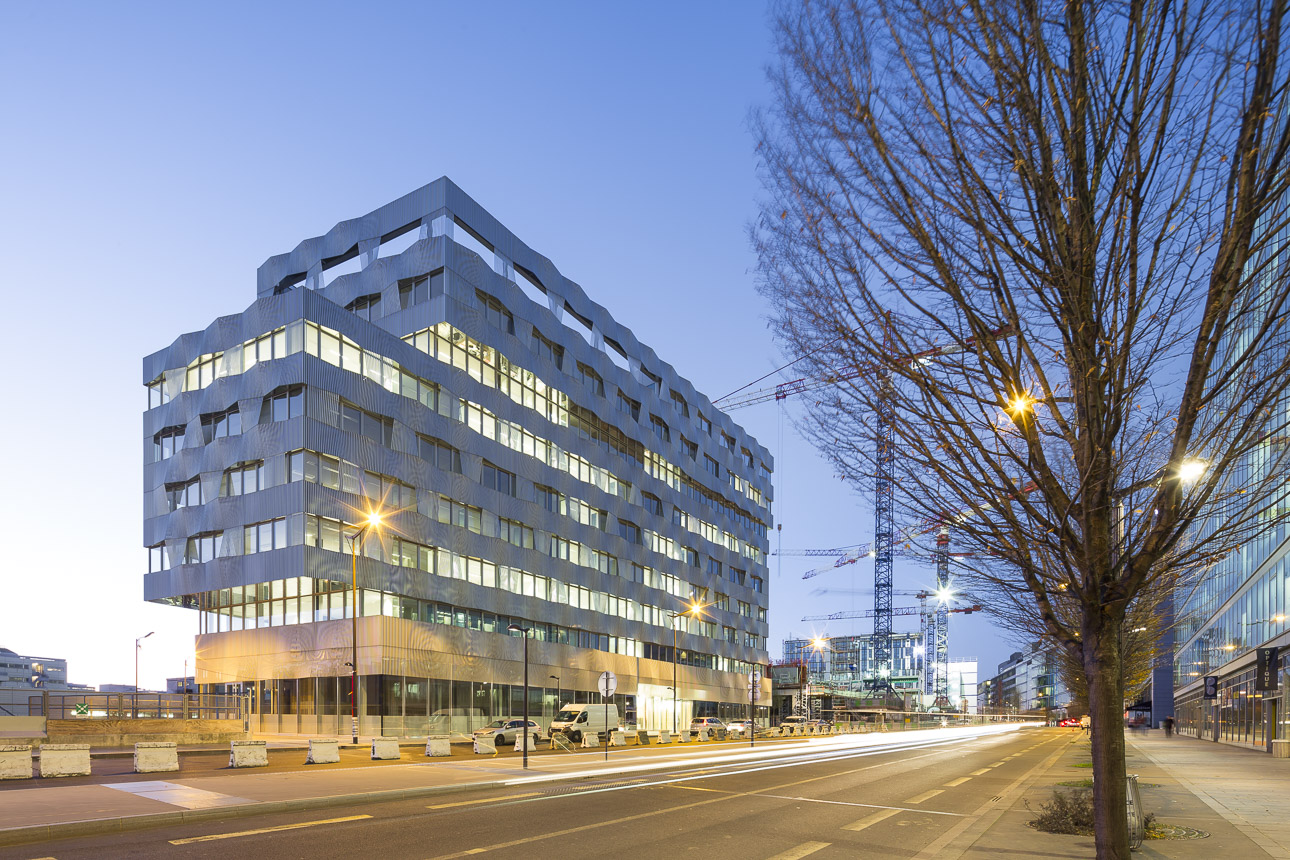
[715,318,1014,700]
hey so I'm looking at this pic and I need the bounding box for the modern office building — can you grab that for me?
[977,644,1071,718]
[0,648,70,688]
[782,632,923,682]
[142,179,774,736]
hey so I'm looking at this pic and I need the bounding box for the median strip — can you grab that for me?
[167,814,372,845]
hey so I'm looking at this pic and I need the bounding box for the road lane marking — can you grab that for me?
[766,842,831,860]
[427,792,541,809]
[843,808,902,831]
[990,761,1006,766]
[666,785,728,792]
[756,794,965,817]
[905,789,944,804]
[167,815,372,845]
[423,748,963,859]
[969,768,991,775]
[943,777,972,787]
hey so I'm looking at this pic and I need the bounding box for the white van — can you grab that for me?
[549,703,621,743]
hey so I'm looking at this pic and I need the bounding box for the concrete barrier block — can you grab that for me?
[134,742,179,773]
[1273,740,1290,758]
[677,730,689,743]
[514,733,536,752]
[637,730,651,746]
[696,728,710,742]
[658,730,671,744]
[307,738,340,764]
[370,738,400,760]
[229,740,268,768]
[474,735,497,755]
[41,744,91,778]
[0,745,32,780]
[610,730,627,747]
[581,733,599,748]
[426,736,452,757]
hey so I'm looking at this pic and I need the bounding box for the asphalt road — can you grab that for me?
[1,729,1070,860]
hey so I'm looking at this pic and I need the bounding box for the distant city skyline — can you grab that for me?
[0,0,1018,690]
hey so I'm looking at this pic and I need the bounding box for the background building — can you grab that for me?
[142,179,774,735]
[977,644,1071,719]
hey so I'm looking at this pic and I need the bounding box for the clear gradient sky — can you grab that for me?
[0,1,1018,690]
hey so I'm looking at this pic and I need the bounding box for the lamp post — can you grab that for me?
[808,637,827,721]
[134,632,154,717]
[667,601,707,735]
[346,511,382,745]
[508,624,533,769]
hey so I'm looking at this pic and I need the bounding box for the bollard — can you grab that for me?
[426,736,452,757]
[41,744,91,778]
[370,738,401,760]
[135,742,179,773]
[229,740,268,768]
[307,738,340,764]
[474,735,497,755]
[0,745,33,780]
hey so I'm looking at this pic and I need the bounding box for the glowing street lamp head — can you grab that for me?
[1005,390,1036,417]
[1177,458,1207,483]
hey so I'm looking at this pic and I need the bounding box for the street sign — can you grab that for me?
[598,670,618,698]
[1203,676,1219,699]
[1256,648,1280,692]
[73,703,89,717]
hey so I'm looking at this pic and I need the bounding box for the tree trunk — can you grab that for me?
[1085,618,1129,859]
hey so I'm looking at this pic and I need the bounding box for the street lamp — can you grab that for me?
[135,632,154,717]
[667,600,708,735]
[508,624,533,769]
[808,637,828,721]
[548,674,560,725]
[345,510,383,745]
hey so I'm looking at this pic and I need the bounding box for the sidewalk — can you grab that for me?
[963,729,1290,859]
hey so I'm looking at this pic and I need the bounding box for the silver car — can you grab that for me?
[473,718,544,746]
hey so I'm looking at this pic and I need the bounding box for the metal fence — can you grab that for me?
[19,692,244,721]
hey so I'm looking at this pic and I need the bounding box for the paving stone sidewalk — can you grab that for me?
[960,728,1290,859]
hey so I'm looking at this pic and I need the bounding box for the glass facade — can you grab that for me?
[143,180,774,733]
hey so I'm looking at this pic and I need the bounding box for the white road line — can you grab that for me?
[969,768,991,775]
[167,814,372,845]
[765,842,831,860]
[843,808,902,831]
[905,789,944,804]
[757,794,965,817]
[943,777,972,787]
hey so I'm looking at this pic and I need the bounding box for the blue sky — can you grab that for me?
[0,1,1015,689]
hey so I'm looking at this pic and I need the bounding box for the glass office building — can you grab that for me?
[142,179,773,735]
[1172,209,1290,749]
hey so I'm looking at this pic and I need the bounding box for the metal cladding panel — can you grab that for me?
[146,180,774,675]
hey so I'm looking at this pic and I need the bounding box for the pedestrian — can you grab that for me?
[1164,716,1174,738]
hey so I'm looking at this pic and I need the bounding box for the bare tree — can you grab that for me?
[752,1,1290,856]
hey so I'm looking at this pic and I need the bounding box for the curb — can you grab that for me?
[0,779,504,848]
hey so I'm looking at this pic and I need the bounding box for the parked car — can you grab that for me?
[779,715,810,729]
[473,718,544,746]
[1058,718,1080,728]
[690,717,727,735]
[726,719,753,733]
